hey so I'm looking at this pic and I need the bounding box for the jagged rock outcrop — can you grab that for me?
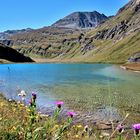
[94,20,129,40]
[94,0,140,41]
[80,38,95,54]
[128,53,140,62]
[52,11,108,29]
[0,39,14,47]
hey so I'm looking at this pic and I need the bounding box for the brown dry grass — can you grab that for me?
[123,62,140,71]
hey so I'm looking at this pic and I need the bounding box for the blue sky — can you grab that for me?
[0,0,129,32]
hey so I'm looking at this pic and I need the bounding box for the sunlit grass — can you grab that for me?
[0,91,140,140]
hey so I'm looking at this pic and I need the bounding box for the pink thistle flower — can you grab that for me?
[132,123,140,130]
[28,99,32,104]
[132,123,140,135]
[55,101,64,108]
[67,111,76,118]
[32,92,37,100]
[117,124,124,133]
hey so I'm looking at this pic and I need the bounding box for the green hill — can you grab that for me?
[0,43,34,63]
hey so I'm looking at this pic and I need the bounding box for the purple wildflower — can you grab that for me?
[55,101,64,109]
[117,124,124,133]
[67,111,76,118]
[32,92,37,100]
[28,99,33,106]
[132,123,140,135]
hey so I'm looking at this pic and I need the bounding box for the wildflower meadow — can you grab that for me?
[0,91,140,140]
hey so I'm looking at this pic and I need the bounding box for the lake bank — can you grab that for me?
[0,92,121,129]
[0,58,140,73]
[0,94,128,139]
[1,92,140,140]
[0,59,12,64]
[0,93,133,132]
[33,58,140,73]
[1,57,140,73]
[27,57,140,73]
[121,63,140,72]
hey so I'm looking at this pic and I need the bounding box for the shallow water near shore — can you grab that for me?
[0,63,140,123]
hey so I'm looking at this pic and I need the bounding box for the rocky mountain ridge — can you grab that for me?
[52,11,108,28]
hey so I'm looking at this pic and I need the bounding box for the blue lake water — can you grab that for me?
[0,63,140,122]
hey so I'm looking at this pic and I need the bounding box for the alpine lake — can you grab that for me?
[0,63,140,126]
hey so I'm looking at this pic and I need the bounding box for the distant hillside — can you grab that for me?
[10,27,83,58]
[52,11,108,29]
[0,28,33,40]
[0,43,34,63]
[4,0,140,63]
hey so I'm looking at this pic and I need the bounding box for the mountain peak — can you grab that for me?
[52,11,108,29]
